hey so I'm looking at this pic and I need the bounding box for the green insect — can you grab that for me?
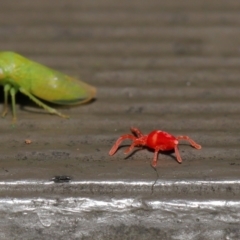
[0,51,96,122]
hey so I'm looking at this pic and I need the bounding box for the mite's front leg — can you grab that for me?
[124,138,144,154]
[130,127,144,138]
[109,134,136,156]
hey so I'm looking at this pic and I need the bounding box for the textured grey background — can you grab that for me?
[0,0,240,239]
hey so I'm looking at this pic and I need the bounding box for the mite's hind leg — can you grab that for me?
[174,146,183,163]
[176,136,201,150]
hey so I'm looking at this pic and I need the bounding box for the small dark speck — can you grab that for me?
[51,176,72,183]
[230,163,235,165]
[96,148,100,152]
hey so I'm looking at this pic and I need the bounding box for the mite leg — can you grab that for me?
[152,146,182,167]
[130,127,144,137]
[151,147,161,167]
[109,134,136,155]
[124,138,144,154]
[19,87,69,118]
[174,146,183,163]
[176,136,202,150]
[2,84,11,118]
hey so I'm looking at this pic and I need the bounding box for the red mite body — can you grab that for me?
[109,127,201,167]
[146,130,178,151]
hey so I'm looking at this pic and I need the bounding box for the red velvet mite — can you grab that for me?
[109,127,201,167]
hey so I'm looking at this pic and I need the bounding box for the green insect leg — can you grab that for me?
[10,87,17,122]
[19,87,69,119]
[2,84,11,118]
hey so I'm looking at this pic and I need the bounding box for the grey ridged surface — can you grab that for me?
[0,0,240,239]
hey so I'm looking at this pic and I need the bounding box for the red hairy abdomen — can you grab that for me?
[146,130,177,151]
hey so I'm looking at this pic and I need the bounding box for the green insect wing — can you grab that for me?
[0,52,96,121]
[2,52,96,104]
